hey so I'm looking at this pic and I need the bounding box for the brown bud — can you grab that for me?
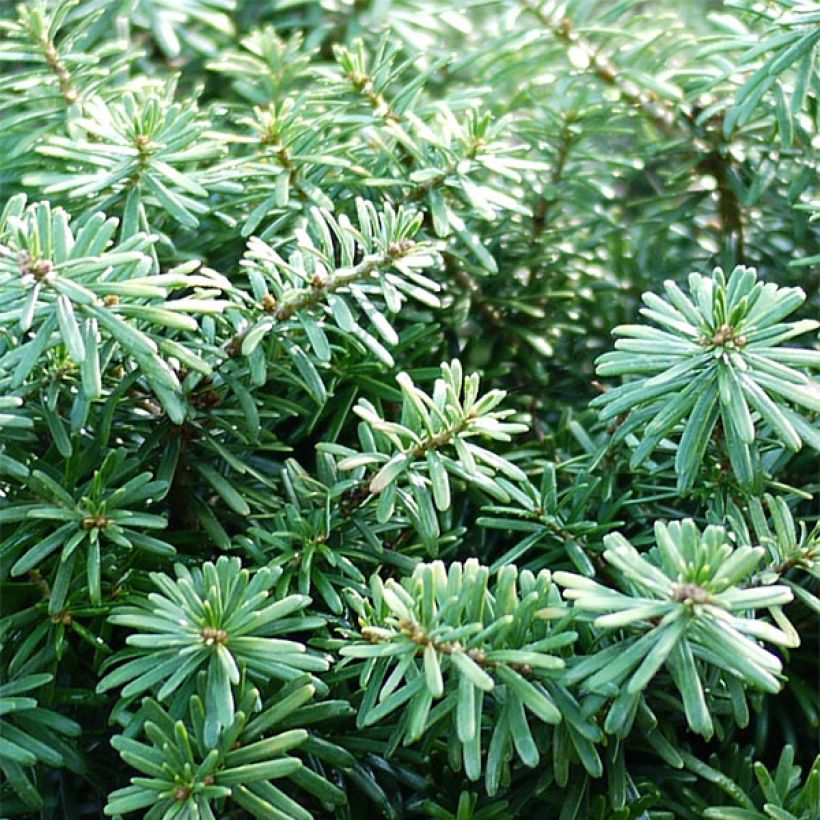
[670,582,712,604]
[201,627,229,645]
[173,786,191,801]
[388,239,415,258]
[82,515,109,530]
[599,64,616,82]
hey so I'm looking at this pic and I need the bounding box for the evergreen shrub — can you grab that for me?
[0,1,818,817]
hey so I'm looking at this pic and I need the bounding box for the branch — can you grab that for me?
[226,244,415,356]
[520,1,745,258]
[24,19,78,105]
[445,252,503,326]
[362,617,536,677]
[532,117,573,241]
[271,246,413,322]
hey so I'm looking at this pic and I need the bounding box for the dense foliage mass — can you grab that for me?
[0,0,818,817]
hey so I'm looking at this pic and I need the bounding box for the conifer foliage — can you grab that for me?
[0,1,818,817]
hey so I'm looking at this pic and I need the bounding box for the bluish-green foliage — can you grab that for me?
[0,1,817,817]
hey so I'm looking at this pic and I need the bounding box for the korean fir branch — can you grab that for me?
[722,492,820,614]
[97,556,330,743]
[27,88,227,231]
[555,518,797,739]
[711,1,820,147]
[326,360,528,552]
[519,2,680,133]
[0,196,229,423]
[324,37,460,182]
[330,38,409,125]
[340,559,585,793]
[1,448,174,613]
[231,100,338,238]
[0,2,136,202]
[592,265,820,493]
[238,449,430,618]
[1,0,81,108]
[232,199,440,372]
[241,457,372,616]
[205,27,312,107]
[477,463,615,576]
[106,676,351,819]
